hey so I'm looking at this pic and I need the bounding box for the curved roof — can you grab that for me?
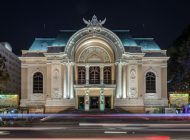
[53,30,76,46]
[134,38,161,51]
[28,30,161,52]
[29,38,55,51]
[113,30,137,47]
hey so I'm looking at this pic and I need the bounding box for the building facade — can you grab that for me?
[0,42,21,95]
[20,16,169,113]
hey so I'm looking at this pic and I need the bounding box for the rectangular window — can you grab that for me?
[104,66,112,84]
[78,66,86,84]
[89,66,100,84]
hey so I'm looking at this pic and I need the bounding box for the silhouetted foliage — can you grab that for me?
[167,25,190,92]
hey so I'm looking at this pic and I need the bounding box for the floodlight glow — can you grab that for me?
[0,95,18,106]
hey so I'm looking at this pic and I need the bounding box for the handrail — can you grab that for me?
[74,80,116,85]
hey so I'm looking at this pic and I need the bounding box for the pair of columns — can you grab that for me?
[64,62,74,99]
[116,61,127,99]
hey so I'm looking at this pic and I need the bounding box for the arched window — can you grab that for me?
[33,72,43,93]
[104,66,112,84]
[89,66,100,84]
[146,72,156,93]
[78,66,86,84]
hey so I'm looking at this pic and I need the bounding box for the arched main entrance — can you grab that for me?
[64,19,124,111]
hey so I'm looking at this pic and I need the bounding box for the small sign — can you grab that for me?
[145,108,160,113]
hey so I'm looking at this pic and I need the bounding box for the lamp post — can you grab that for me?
[85,89,89,111]
[100,88,105,111]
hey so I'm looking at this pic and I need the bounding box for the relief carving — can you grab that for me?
[130,69,136,80]
[52,88,62,99]
[53,69,59,80]
[129,87,137,98]
[79,47,110,63]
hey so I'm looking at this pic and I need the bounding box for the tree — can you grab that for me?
[167,25,190,92]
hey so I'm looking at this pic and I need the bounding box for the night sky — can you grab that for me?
[0,0,189,55]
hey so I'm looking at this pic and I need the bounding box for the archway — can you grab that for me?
[65,27,124,62]
[75,38,114,63]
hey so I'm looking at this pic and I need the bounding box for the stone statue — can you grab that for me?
[83,15,106,27]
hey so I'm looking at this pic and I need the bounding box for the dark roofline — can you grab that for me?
[112,30,130,32]
[59,30,77,32]
[58,29,131,32]
[35,38,55,40]
[133,38,154,40]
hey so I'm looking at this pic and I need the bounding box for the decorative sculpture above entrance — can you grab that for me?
[83,15,106,27]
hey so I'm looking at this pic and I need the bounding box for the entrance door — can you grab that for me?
[78,96,84,110]
[90,96,99,109]
[105,96,111,109]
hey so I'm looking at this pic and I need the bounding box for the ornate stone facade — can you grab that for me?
[20,16,169,113]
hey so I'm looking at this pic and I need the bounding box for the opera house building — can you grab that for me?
[20,16,169,113]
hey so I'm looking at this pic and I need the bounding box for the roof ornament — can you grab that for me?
[83,15,106,27]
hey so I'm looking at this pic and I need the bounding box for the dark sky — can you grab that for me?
[0,0,189,55]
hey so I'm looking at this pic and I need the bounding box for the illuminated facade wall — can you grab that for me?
[0,43,21,95]
[20,16,169,113]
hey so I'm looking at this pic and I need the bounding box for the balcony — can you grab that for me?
[74,80,116,85]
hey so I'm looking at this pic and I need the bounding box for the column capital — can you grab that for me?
[100,65,104,68]
[122,62,127,66]
[115,60,123,65]
[85,65,90,68]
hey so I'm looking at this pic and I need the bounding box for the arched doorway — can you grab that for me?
[66,24,124,111]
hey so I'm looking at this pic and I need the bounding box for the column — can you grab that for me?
[46,64,51,98]
[85,65,89,84]
[111,64,115,84]
[75,65,78,83]
[161,67,167,98]
[122,63,127,98]
[21,67,28,99]
[68,63,70,98]
[100,65,104,84]
[138,64,143,98]
[66,62,74,99]
[63,63,68,99]
[116,61,123,98]
[70,62,74,99]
